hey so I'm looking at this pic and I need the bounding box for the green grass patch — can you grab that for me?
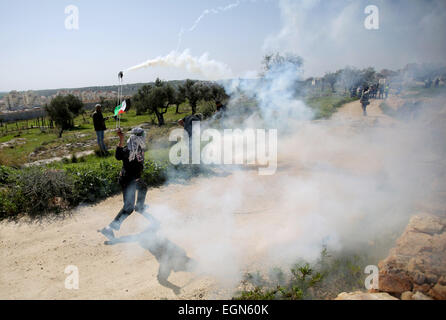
[305,94,358,119]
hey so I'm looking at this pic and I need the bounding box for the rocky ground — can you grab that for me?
[378,213,446,300]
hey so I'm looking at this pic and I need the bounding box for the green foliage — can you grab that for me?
[45,94,84,137]
[234,287,277,300]
[234,248,367,300]
[198,101,217,119]
[133,79,177,126]
[306,94,358,119]
[0,188,20,219]
[173,84,187,113]
[65,160,121,203]
[0,165,13,184]
[0,157,172,220]
[140,160,168,186]
[133,84,153,115]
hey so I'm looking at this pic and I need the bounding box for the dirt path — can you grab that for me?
[331,98,397,128]
[0,96,406,300]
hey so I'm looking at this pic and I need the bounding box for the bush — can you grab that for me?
[0,165,13,184]
[233,249,367,300]
[65,161,121,204]
[141,160,168,186]
[0,188,20,219]
[10,167,76,217]
[0,154,209,220]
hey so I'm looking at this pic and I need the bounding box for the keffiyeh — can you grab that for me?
[127,127,146,162]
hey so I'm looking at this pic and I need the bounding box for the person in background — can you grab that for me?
[178,113,203,165]
[178,113,203,139]
[379,84,385,99]
[92,104,110,155]
[360,86,371,116]
[100,127,154,239]
[385,85,390,99]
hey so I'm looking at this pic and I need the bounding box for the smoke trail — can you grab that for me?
[177,1,241,51]
[126,49,233,80]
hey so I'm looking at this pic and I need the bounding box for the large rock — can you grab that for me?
[378,213,446,299]
[335,291,398,300]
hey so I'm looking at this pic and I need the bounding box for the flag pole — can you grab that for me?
[118,71,124,129]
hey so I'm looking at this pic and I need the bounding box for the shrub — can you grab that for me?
[66,161,121,204]
[233,249,367,300]
[0,188,20,219]
[141,160,168,186]
[11,167,75,217]
[0,154,209,220]
[0,165,13,184]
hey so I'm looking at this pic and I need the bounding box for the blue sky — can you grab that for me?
[0,0,281,91]
[1,0,445,91]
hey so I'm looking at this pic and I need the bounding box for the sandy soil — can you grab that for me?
[0,97,407,300]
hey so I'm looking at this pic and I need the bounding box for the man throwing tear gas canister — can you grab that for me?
[100,127,157,240]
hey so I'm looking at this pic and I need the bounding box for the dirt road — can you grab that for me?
[0,97,425,300]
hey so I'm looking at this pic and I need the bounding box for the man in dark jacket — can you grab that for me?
[178,113,203,164]
[92,104,109,155]
[178,113,203,139]
[360,86,371,116]
[100,127,153,239]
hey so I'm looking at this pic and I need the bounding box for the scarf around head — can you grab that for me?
[127,127,146,162]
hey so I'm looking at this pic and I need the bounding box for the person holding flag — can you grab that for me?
[99,127,157,240]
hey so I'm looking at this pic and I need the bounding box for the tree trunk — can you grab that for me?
[58,128,63,138]
[176,104,180,114]
[155,111,165,126]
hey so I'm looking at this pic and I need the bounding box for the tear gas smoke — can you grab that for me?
[177,1,241,51]
[122,57,446,291]
[126,49,233,80]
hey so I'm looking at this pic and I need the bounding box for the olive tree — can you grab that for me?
[133,78,174,126]
[45,94,83,138]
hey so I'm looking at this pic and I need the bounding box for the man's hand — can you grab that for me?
[117,128,123,137]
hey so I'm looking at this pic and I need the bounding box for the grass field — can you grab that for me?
[0,102,191,166]
[305,92,358,119]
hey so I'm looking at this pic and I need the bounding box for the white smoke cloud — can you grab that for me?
[126,49,233,80]
[264,0,446,76]
[177,1,241,51]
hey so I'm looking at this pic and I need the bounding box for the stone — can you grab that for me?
[429,284,446,300]
[378,213,446,298]
[400,291,413,300]
[412,291,433,300]
[408,214,445,235]
[335,291,398,300]
[413,283,432,293]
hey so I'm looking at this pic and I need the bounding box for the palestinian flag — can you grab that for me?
[114,100,127,116]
